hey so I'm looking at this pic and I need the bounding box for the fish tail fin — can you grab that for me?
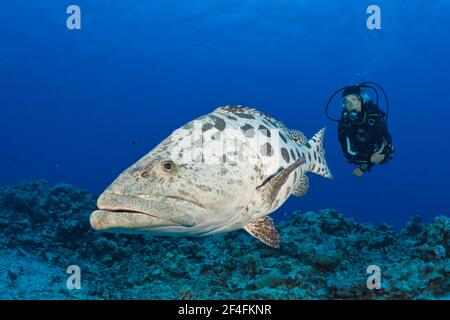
[306,128,333,179]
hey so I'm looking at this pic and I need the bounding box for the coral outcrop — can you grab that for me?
[0,181,448,299]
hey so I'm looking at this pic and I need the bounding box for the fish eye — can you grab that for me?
[162,160,175,172]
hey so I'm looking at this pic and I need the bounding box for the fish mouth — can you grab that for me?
[90,192,202,232]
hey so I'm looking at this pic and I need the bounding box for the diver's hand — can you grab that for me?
[371,149,385,164]
[353,167,364,177]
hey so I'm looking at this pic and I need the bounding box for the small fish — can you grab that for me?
[90,106,332,247]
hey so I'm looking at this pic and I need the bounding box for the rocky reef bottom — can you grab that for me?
[0,180,449,300]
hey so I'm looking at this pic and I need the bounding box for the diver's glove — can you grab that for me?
[382,143,394,154]
[370,149,386,164]
[380,144,395,162]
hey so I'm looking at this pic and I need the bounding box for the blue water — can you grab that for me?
[1,1,449,229]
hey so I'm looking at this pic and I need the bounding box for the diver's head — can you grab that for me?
[342,86,362,113]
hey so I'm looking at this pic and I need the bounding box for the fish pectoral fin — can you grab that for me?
[244,216,280,248]
[292,175,309,197]
[256,158,305,210]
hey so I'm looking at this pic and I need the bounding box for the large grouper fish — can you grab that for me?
[90,106,332,247]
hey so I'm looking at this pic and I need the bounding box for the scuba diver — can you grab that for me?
[325,82,395,177]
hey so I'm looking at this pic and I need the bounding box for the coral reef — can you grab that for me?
[0,180,449,299]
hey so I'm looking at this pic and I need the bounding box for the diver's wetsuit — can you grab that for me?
[338,100,394,172]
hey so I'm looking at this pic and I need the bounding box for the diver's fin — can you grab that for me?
[244,216,280,248]
[256,158,305,210]
[288,129,307,145]
[292,175,309,197]
[304,128,333,179]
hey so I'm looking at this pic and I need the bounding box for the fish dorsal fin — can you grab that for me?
[215,105,286,128]
[244,216,280,248]
[256,158,305,210]
[215,105,263,120]
[292,174,309,197]
[289,129,307,145]
[215,105,259,116]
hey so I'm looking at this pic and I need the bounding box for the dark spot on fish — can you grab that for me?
[294,171,298,182]
[296,149,301,158]
[234,112,254,119]
[227,115,238,121]
[202,122,214,132]
[258,125,271,137]
[279,132,287,143]
[240,124,255,138]
[281,148,290,163]
[305,142,311,149]
[197,184,213,192]
[290,149,296,161]
[314,151,317,161]
[308,153,312,162]
[262,116,278,128]
[262,119,273,128]
[182,123,193,130]
[209,115,226,131]
[311,164,316,171]
[140,171,150,178]
[261,143,273,157]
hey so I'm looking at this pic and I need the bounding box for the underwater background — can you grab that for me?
[0,1,449,299]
